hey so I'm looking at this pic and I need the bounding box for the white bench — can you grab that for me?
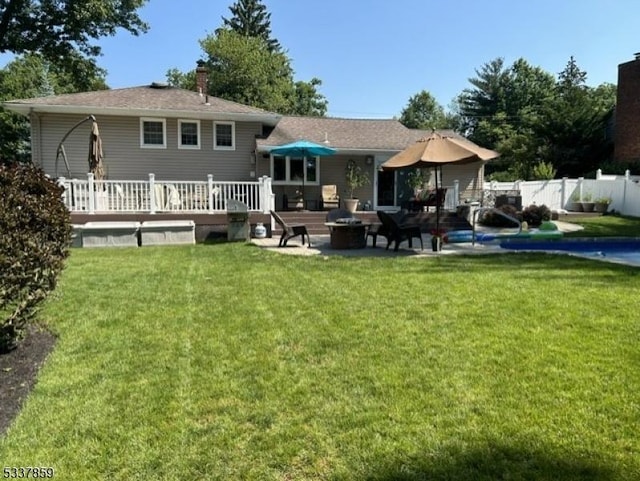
[140,220,195,246]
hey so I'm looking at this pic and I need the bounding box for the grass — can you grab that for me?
[1,237,640,479]
[563,213,640,237]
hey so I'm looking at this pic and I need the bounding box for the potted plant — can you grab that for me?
[568,190,583,212]
[594,196,611,213]
[406,169,427,198]
[581,192,595,212]
[430,228,447,252]
[344,159,370,213]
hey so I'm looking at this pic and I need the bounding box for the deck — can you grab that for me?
[71,210,473,242]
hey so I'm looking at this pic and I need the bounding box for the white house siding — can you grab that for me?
[33,112,262,181]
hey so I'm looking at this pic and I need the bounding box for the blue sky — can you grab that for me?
[93,0,638,118]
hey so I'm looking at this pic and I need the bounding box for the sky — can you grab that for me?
[82,0,640,118]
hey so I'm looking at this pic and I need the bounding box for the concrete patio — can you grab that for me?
[250,220,584,258]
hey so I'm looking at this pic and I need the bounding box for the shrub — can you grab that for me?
[0,163,71,352]
[478,204,520,227]
[521,204,551,227]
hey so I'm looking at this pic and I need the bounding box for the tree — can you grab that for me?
[0,0,148,72]
[399,90,452,130]
[220,0,281,52]
[168,1,327,116]
[173,29,327,116]
[458,56,614,179]
[292,78,327,117]
[0,54,107,163]
[458,58,511,143]
[539,59,615,177]
[200,30,295,113]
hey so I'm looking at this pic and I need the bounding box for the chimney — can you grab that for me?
[196,60,208,96]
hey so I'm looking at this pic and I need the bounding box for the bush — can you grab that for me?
[0,163,71,352]
[521,204,551,227]
[478,204,521,227]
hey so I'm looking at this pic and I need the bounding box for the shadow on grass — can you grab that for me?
[363,441,620,481]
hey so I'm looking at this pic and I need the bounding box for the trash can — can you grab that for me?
[226,199,250,241]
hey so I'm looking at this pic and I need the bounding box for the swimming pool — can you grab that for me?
[499,238,640,266]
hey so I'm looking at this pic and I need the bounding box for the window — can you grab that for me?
[271,155,320,185]
[214,121,235,150]
[140,118,166,148]
[178,120,200,149]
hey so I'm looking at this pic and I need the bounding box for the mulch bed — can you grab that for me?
[0,325,57,436]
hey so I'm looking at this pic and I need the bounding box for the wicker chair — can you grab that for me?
[321,185,340,210]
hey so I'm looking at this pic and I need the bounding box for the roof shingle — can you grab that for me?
[257,116,459,152]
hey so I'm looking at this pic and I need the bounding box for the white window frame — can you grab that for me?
[270,155,320,186]
[213,121,236,151]
[140,117,167,149]
[178,119,201,150]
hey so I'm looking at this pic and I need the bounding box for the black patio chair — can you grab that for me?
[376,211,423,252]
[270,210,311,247]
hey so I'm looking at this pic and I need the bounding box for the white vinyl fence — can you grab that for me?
[58,173,275,214]
[484,170,640,217]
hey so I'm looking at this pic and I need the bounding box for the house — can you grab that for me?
[3,75,487,214]
[615,53,640,164]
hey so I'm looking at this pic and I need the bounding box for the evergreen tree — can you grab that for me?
[220,0,281,52]
[169,2,328,116]
[539,58,615,177]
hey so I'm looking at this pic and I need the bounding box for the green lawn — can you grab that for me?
[564,213,640,237]
[1,239,639,480]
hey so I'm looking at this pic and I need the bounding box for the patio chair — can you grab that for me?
[403,188,448,212]
[321,185,340,210]
[270,210,311,247]
[376,211,423,252]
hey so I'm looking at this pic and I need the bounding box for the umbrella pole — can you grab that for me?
[436,166,440,235]
[434,166,441,252]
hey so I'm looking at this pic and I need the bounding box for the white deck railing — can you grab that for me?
[58,174,275,214]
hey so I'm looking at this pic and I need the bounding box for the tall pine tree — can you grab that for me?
[220,0,281,52]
